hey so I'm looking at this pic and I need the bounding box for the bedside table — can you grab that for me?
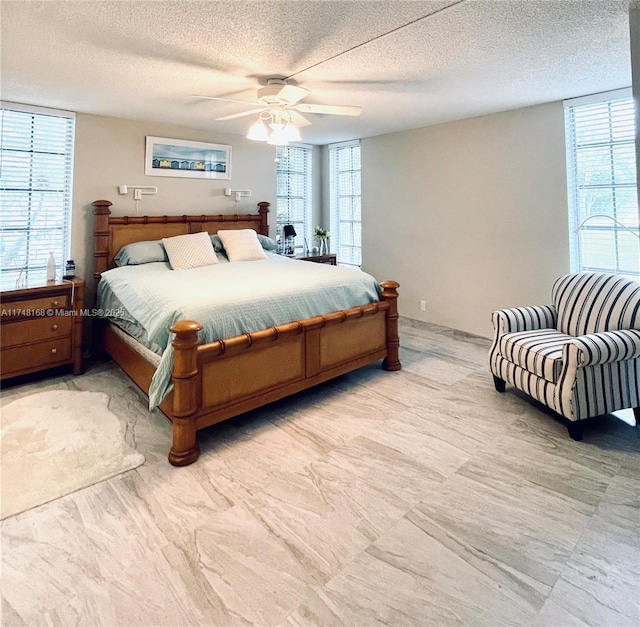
[1,278,85,380]
[293,253,337,265]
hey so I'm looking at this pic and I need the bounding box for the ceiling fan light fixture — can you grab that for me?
[246,119,269,142]
[267,126,289,146]
[283,123,302,142]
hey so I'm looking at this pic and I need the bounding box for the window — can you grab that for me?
[0,103,75,290]
[564,89,639,278]
[329,141,361,267]
[276,144,312,253]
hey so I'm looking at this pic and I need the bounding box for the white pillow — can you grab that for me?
[162,231,219,270]
[217,229,267,262]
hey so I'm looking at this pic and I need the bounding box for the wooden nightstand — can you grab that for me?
[1,278,84,380]
[293,253,337,265]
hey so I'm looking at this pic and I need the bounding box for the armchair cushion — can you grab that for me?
[500,328,574,382]
[553,272,640,335]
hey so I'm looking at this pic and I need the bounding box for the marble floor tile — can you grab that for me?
[545,501,640,626]
[360,408,475,477]
[306,434,449,541]
[531,599,591,627]
[399,345,480,387]
[464,426,620,509]
[0,480,207,627]
[165,503,317,627]
[284,516,539,627]
[243,469,373,584]
[1,318,637,627]
[266,382,401,455]
[407,468,594,608]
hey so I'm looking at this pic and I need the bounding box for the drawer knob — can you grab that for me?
[52,324,58,331]
[52,300,59,306]
[51,348,57,355]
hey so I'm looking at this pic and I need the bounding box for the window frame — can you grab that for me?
[275,143,313,254]
[329,140,361,267]
[0,101,76,289]
[564,88,639,278]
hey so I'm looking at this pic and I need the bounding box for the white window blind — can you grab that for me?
[0,103,75,290]
[276,145,312,253]
[564,89,639,278]
[329,141,361,267]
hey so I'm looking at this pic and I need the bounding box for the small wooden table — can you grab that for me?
[0,278,84,379]
[292,253,337,265]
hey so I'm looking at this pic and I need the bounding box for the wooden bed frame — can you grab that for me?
[92,199,400,466]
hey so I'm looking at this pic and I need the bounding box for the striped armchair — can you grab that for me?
[490,272,640,440]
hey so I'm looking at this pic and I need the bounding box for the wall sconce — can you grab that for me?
[118,185,158,200]
[224,188,252,202]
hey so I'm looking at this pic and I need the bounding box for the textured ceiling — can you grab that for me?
[0,0,632,144]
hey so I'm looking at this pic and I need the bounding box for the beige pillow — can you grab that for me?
[162,231,219,270]
[217,229,268,262]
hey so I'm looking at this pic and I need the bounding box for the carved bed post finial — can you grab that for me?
[169,320,203,466]
[380,281,401,371]
[258,201,270,236]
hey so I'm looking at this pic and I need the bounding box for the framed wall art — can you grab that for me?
[145,136,231,179]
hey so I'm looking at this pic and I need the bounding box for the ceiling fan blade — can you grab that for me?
[294,103,362,117]
[216,108,265,121]
[190,94,259,106]
[278,84,310,105]
[289,111,312,127]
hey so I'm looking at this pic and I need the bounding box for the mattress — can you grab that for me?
[98,252,381,408]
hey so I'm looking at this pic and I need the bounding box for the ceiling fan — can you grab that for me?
[192,78,362,145]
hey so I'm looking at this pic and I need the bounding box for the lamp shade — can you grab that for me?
[267,126,289,146]
[283,123,302,142]
[246,120,269,142]
[283,224,297,238]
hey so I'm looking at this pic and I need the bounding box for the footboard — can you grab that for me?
[168,281,400,465]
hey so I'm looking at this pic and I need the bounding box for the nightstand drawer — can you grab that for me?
[1,279,85,380]
[2,337,72,376]
[0,316,73,348]
[1,293,70,320]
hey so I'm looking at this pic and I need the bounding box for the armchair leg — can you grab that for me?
[492,375,506,393]
[567,421,584,441]
[633,407,639,426]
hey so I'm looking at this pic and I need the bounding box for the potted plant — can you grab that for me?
[314,225,330,254]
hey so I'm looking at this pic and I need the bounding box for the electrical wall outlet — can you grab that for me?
[420,300,427,311]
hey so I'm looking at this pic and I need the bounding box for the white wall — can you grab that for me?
[70,104,572,340]
[71,113,276,294]
[361,101,570,338]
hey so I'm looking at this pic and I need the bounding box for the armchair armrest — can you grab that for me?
[566,329,640,367]
[491,305,557,335]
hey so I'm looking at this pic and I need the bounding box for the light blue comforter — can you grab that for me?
[99,253,381,408]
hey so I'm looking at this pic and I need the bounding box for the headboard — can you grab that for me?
[92,199,270,291]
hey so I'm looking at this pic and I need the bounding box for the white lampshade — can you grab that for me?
[283,123,302,142]
[267,127,289,146]
[246,120,269,142]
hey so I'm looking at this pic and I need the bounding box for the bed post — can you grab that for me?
[92,200,112,292]
[380,281,401,371]
[258,201,270,236]
[92,200,112,354]
[168,320,203,466]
